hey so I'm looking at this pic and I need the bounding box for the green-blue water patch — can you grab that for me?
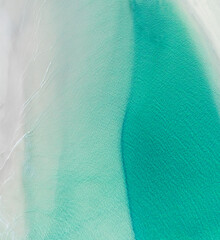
[121,1,220,240]
[23,1,135,240]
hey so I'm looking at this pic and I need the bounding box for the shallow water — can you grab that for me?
[1,0,219,239]
[23,1,134,239]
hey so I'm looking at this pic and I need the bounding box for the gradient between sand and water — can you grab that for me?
[23,1,135,240]
[0,0,220,239]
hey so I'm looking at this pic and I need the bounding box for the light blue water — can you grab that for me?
[22,1,220,240]
[23,1,134,239]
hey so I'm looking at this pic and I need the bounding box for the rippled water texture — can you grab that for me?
[122,1,220,239]
[0,0,219,239]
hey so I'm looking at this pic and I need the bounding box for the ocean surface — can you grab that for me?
[122,1,220,240]
[13,0,220,239]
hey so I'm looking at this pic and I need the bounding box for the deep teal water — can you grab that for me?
[23,1,220,239]
[122,1,220,240]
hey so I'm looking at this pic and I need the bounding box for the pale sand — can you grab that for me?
[1,0,220,238]
[176,0,220,111]
[0,1,56,238]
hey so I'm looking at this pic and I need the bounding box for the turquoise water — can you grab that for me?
[122,1,220,240]
[23,1,220,239]
[23,1,134,240]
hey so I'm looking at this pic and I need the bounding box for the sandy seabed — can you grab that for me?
[0,0,220,239]
[0,1,55,238]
